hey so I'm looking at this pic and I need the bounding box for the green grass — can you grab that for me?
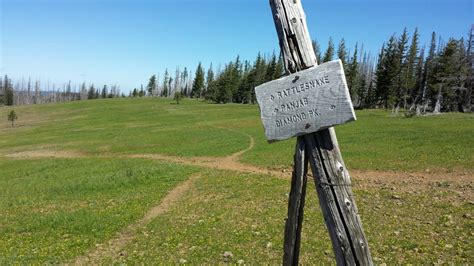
[0,98,472,263]
[102,170,472,264]
[0,99,250,158]
[241,109,474,172]
[1,98,472,171]
[0,158,197,264]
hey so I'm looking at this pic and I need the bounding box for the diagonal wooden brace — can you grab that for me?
[266,0,373,265]
[283,136,308,265]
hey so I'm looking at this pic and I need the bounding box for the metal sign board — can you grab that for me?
[255,60,356,142]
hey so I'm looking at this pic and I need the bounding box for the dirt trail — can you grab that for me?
[5,131,473,195]
[229,133,255,159]
[5,134,285,177]
[128,152,279,176]
[5,150,88,159]
[4,135,473,263]
[5,139,472,185]
[72,174,201,264]
[126,134,285,177]
[5,137,473,184]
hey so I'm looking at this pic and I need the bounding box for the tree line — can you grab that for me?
[0,76,124,106]
[136,53,284,105]
[1,27,472,114]
[372,28,472,114]
[142,27,472,114]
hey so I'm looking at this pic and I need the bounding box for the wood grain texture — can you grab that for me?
[269,0,373,265]
[283,136,308,265]
[255,60,356,142]
[269,0,316,72]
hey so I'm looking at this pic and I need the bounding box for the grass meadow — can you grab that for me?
[0,98,472,264]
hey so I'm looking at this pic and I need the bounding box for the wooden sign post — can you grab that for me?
[255,1,373,265]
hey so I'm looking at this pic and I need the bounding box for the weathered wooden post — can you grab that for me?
[255,1,373,265]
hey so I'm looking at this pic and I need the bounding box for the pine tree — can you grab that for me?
[215,63,233,103]
[422,32,438,110]
[174,91,183,104]
[265,52,278,82]
[147,75,157,96]
[65,80,71,101]
[88,84,95,99]
[375,36,399,108]
[463,27,473,112]
[101,85,108,98]
[337,38,348,70]
[346,44,359,99]
[248,53,268,103]
[173,67,181,97]
[80,82,87,100]
[356,52,371,108]
[162,69,169,97]
[374,44,386,107]
[167,78,173,97]
[312,39,322,63]
[435,39,467,112]
[322,37,335,63]
[402,28,419,108]
[393,28,409,111]
[8,110,17,127]
[230,56,243,102]
[223,59,240,103]
[4,75,14,106]
[181,67,189,94]
[237,60,252,103]
[205,64,216,101]
[412,46,425,112]
[108,85,115,98]
[191,62,205,98]
[365,79,376,108]
[275,54,284,78]
[254,53,267,86]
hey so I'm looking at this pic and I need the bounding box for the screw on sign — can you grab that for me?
[254,1,373,265]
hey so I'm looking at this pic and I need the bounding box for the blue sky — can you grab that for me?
[1,0,472,91]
